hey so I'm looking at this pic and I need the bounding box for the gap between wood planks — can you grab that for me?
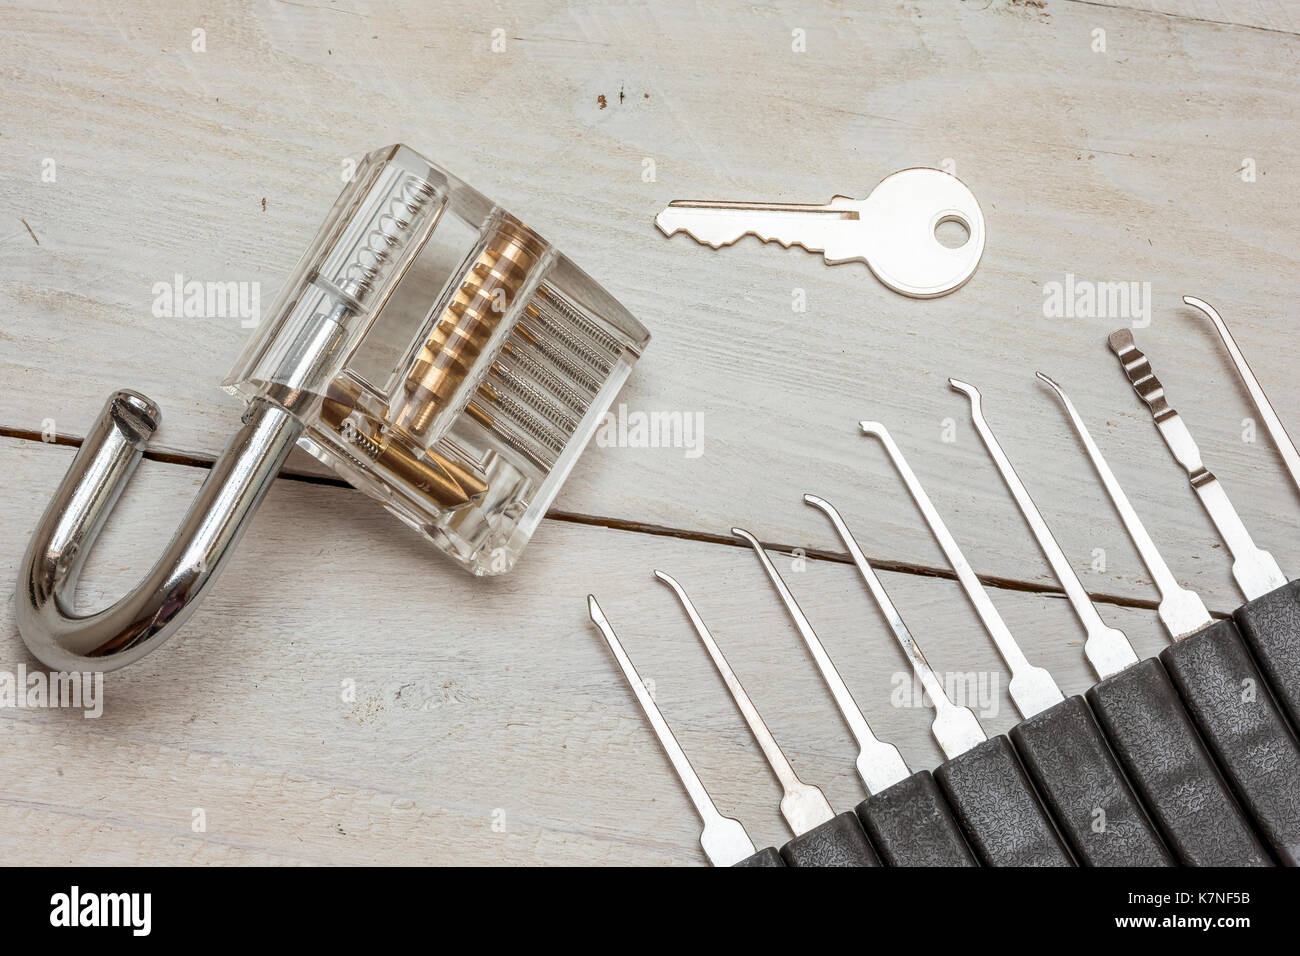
[4,424,1217,619]
[1061,0,1300,39]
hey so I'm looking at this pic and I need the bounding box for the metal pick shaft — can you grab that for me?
[1037,373,1214,640]
[859,421,1064,718]
[655,570,835,836]
[732,528,911,794]
[803,495,987,760]
[950,378,1139,680]
[1185,296,1300,497]
[587,595,756,866]
[1108,329,1287,601]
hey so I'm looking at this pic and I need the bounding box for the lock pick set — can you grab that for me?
[12,144,1299,870]
[589,176,1300,868]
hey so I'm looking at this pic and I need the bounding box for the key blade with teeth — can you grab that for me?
[654,167,986,298]
[655,195,863,251]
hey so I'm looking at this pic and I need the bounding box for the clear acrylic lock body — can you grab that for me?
[224,145,649,574]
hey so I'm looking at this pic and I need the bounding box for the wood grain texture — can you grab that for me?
[1086,0,1299,33]
[0,436,1161,864]
[0,0,1295,864]
[3,0,1297,617]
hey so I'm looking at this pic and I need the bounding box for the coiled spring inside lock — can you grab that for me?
[324,186,630,500]
[344,176,439,301]
[323,217,548,510]
[15,144,650,672]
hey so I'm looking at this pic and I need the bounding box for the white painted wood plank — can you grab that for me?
[0,436,1161,864]
[1,0,1294,865]
[1084,0,1298,33]
[4,0,1296,616]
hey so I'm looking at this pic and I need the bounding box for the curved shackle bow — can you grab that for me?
[13,145,649,672]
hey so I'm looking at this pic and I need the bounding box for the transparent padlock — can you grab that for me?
[226,144,649,574]
[16,144,649,671]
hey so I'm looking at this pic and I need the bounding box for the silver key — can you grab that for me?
[654,167,986,298]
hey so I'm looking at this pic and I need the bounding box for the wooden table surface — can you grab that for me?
[2,0,1298,865]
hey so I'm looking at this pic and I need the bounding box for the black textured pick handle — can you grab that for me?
[733,846,786,867]
[933,735,1074,866]
[1010,695,1172,866]
[1161,619,1300,866]
[1088,656,1271,866]
[856,770,977,866]
[779,811,880,867]
[1234,579,1300,732]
